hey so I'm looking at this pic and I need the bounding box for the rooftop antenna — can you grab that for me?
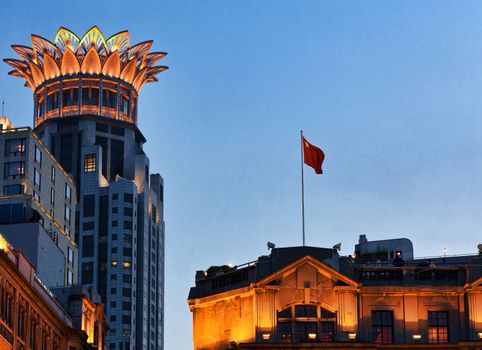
[1,101,4,116]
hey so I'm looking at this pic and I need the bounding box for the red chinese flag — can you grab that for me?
[303,136,325,174]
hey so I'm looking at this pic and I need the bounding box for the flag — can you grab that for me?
[303,136,324,174]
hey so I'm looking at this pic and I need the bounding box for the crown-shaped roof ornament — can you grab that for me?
[4,26,168,92]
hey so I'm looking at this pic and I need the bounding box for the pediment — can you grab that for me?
[253,255,359,289]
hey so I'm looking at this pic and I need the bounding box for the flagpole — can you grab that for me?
[300,130,305,246]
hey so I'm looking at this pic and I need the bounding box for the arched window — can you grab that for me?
[276,304,336,343]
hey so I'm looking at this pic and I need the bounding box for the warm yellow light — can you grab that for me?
[478,332,482,339]
[123,261,131,269]
[412,334,422,341]
[111,261,117,267]
[308,333,316,340]
[348,333,357,340]
[262,333,270,341]
[0,234,10,253]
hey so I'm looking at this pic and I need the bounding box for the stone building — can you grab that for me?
[4,27,167,350]
[0,233,105,350]
[188,236,482,349]
[0,120,77,286]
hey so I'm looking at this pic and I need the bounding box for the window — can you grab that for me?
[122,288,131,297]
[276,305,336,343]
[82,235,94,257]
[123,207,133,217]
[83,195,95,217]
[123,220,132,230]
[123,274,131,283]
[372,311,393,344]
[50,188,55,205]
[122,316,131,325]
[63,88,79,107]
[428,311,448,343]
[112,193,118,200]
[5,138,25,155]
[124,193,133,203]
[82,262,93,284]
[51,166,55,183]
[83,88,99,106]
[122,301,131,311]
[123,248,132,257]
[112,207,118,214]
[4,161,25,179]
[123,261,131,269]
[111,288,117,295]
[111,261,118,267]
[68,247,74,265]
[111,247,117,254]
[47,91,59,111]
[112,220,118,227]
[64,205,71,223]
[35,146,42,166]
[111,139,124,178]
[84,154,96,172]
[65,183,71,202]
[67,270,73,285]
[33,191,40,202]
[3,184,24,196]
[34,168,41,189]
[102,89,117,109]
[110,301,116,308]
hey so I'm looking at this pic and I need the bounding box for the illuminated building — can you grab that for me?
[0,233,106,350]
[4,27,167,350]
[188,236,482,349]
[0,120,77,286]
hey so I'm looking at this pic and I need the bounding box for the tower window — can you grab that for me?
[84,154,96,172]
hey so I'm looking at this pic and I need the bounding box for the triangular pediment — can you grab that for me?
[253,255,359,288]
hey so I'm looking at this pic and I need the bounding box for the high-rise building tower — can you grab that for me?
[4,27,168,350]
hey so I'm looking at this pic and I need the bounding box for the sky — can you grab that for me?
[1,1,482,348]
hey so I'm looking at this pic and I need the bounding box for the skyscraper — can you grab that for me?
[4,26,168,350]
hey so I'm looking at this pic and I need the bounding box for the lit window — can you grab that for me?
[34,168,41,189]
[35,146,42,166]
[111,261,118,267]
[372,311,393,344]
[123,261,131,269]
[50,188,55,205]
[33,191,40,202]
[428,311,448,343]
[4,161,25,179]
[276,305,336,343]
[5,138,25,156]
[84,154,96,173]
[51,166,55,183]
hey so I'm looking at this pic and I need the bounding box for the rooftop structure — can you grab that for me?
[4,26,168,127]
[188,237,482,350]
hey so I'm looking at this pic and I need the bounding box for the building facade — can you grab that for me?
[0,123,77,286]
[4,27,167,350]
[0,233,105,350]
[188,237,482,350]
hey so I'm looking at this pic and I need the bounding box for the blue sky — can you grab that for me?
[2,1,482,348]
